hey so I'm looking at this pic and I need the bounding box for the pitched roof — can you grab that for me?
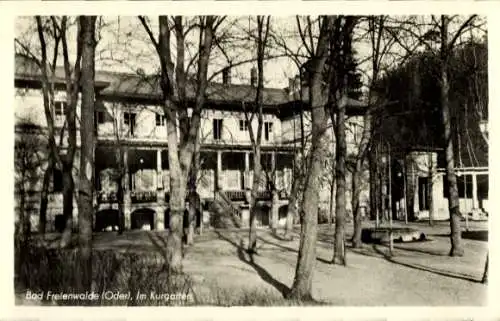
[14,54,368,116]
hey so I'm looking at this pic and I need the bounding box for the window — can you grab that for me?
[54,101,67,120]
[156,113,166,126]
[53,168,63,192]
[264,121,273,141]
[213,118,223,140]
[239,119,249,131]
[96,111,105,124]
[123,112,136,136]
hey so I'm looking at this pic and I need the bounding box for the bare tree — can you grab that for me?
[15,17,66,236]
[351,15,396,248]
[438,15,477,256]
[29,16,81,247]
[329,16,357,265]
[243,16,271,253]
[77,15,97,292]
[140,15,222,271]
[287,15,333,301]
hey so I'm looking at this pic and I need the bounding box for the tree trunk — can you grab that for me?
[271,189,279,234]
[332,16,356,265]
[59,166,74,248]
[351,162,363,248]
[17,181,27,241]
[288,121,328,300]
[39,158,53,234]
[165,115,185,272]
[440,15,463,257]
[284,177,299,239]
[186,189,200,245]
[288,16,332,301]
[248,148,261,253]
[186,144,200,244]
[333,97,347,265]
[77,15,96,293]
[329,180,335,225]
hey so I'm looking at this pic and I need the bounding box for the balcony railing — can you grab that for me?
[225,190,246,201]
[223,189,288,201]
[97,191,118,203]
[131,191,157,203]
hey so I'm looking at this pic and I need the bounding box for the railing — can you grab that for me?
[97,191,118,203]
[223,189,288,201]
[215,191,241,221]
[131,191,157,203]
[256,191,271,200]
[225,190,246,201]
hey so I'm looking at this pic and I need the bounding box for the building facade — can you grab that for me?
[14,56,367,232]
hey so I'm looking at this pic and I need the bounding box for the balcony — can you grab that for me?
[131,191,157,203]
[97,191,118,203]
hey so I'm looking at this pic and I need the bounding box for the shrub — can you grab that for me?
[15,238,325,306]
[15,240,194,306]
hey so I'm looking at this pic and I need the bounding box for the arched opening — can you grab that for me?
[131,208,155,230]
[94,209,120,232]
[256,204,270,226]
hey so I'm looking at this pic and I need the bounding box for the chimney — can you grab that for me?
[222,67,231,85]
[250,67,257,87]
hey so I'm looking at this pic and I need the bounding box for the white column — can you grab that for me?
[156,149,165,230]
[472,173,478,209]
[156,149,162,190]
[271,152,276,187]
[244,152,250,189]
[123,149,131,230]
[217,151,223,190]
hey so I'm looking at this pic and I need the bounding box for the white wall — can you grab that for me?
[200,109,281,145]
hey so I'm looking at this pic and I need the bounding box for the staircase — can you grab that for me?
[209,191,242,228]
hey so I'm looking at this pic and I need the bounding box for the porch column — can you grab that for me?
[217,151,223,190]
[271,152,276,186]
[472,173,478,209]
[156,149,163,190]
[123,149,131,230]
[244,151,250,189]
[156,149,165,230]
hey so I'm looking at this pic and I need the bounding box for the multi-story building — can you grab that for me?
[14,55,367,232]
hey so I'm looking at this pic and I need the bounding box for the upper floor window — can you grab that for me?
[123,112,136,136]
[94,111,104,134]
[213,118,223,140]
[156,113,166,126]
[239,119,249,131]
[54,101,67,120]
[264,121,273,141]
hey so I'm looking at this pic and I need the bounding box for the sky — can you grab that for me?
[14,15,486,92]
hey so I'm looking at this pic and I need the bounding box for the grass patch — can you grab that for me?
[15,237,325,306]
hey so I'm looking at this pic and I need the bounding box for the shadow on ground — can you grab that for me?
[214,231,291,298]
[352,244,483,284]
[432,230,488,242]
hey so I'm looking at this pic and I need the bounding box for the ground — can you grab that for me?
[30,220,488,306]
